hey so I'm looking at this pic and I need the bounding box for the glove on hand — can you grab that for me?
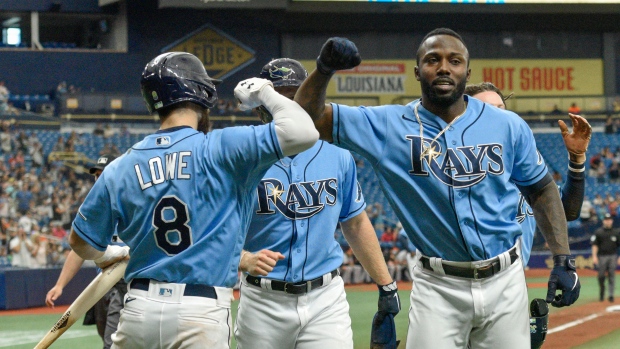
[546,255,580,307]
[234,78,274,111]
[316,37,361,75]
[378,281,401,318]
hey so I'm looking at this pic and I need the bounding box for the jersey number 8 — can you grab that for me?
[153,196,193,255]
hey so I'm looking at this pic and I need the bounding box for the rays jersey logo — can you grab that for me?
[516,194,534,223]
[269,66,294,80]
[255,178,338,219]
[406,135,504,188]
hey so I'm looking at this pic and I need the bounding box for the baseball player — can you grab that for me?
[295,29,580,349]
[45,154,127,349]
[234,58,398,349]
[68,52,319,349]
[465,82,591,265]
[465,82,590,349]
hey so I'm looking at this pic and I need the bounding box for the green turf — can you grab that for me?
[0,274,614,349]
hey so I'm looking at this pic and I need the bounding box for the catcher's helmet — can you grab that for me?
[259,58,308,88]
[140,52,221,114]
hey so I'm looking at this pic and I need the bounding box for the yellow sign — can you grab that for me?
[301,58,603,105]
[163,24,255,80]
[469,59,603,96]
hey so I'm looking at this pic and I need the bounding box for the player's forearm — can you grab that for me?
[528,181,571,256]
[55,250,86,288]
[261,87,319,156]
[68,229,104,261]
[561,161,586,221]
[592,245,598,258]
[294,69,331,122]
[341,212,393,285]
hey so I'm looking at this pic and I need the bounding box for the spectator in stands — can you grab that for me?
[52,135,65,152]
[0,81,9,113]
[56,81,67,96]
[550,104,563,115]
[568,102,581,114]
[30,232,48,268]
[609,160,620,183]
[580,196,595,223]
[18,210,38,234]
[9,226,34,268]
[0,124,12,155]
[93,123,105,137]
[14,182,33,215]
[30,140,44,168]
[605,115,616,134]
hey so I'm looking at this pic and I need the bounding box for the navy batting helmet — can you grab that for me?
[140,52,221,114]
[259,58,308,88]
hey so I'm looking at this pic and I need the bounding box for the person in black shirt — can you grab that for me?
[591,213,620,302]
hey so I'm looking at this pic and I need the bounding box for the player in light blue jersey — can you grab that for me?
[295,30,581,349]
[465,82,591,265]
[234,58,398,349]
[466,82,591,349]
[68,52,319,349]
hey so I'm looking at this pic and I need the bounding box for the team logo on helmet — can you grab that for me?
[152,91,159,100]
[269,66,294,80]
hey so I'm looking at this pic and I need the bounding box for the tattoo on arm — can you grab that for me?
[523,181,570,256]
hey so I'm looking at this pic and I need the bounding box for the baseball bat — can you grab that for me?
[34,259,128,349]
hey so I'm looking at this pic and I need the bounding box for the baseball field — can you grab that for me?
[1,269,618,349]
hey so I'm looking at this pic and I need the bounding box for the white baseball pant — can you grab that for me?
[111,280,233,349]
[407,245,529,349]
[235,274,353,349]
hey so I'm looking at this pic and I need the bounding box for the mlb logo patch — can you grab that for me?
[98,157,108,165]
[156,136,171,146]
[159,288,173,297]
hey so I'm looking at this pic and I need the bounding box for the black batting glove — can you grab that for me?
[316,37,361,75]
[546,255,580,307]
[377,281,401,318]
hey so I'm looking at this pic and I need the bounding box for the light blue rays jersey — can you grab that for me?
[243,141,365,282]
[72,125,282,287]
[332,96,548,261]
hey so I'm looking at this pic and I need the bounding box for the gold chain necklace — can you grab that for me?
[414,101,467,161]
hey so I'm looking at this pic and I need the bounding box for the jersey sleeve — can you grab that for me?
[71,173,116,251]
[590,234,599,246]
[331,103,389,165]
[338,152,366,222]
[216,123,283,183]
[510,118,549,186]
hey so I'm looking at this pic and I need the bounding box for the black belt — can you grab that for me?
[245,269,339,295]
[130,278,217,299]
[420,248,519,280]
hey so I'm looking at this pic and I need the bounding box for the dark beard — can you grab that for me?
[197,108,211,134]
[420,77,466,108]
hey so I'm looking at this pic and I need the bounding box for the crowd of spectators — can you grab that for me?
[0,122,95,268]
[589,146,620,183]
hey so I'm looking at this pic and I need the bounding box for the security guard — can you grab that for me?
[591,213,620,302]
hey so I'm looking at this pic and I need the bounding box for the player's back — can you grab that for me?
[98,125,279,287]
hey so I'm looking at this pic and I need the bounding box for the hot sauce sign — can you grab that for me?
[469,59,603,96]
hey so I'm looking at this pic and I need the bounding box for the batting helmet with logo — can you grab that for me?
[140,52,221,114]
[259,58,308,88]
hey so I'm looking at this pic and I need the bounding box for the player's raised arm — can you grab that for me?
[235,78,318,157]
[558,113,592,220]
[295,37,362,142]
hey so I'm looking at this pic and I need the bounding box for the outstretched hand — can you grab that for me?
[558,113,592,163]
[239,249,285,276]
[316,37,361,75]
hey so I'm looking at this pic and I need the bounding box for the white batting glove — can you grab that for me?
[234,78,274,111]
[94,245,130,268]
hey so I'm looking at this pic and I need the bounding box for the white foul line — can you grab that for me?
[547,313,601,334]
